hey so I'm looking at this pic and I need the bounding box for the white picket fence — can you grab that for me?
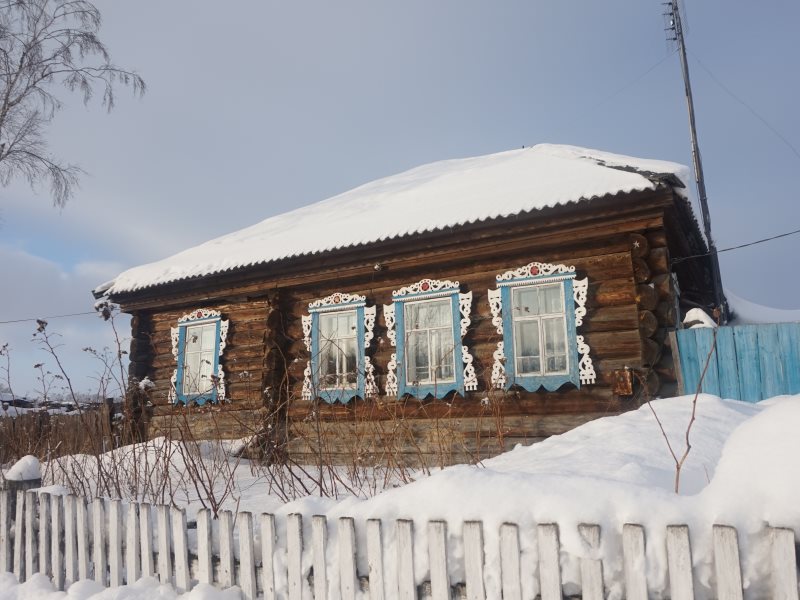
[1,489,798,598]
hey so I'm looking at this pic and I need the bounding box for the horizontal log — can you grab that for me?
[646,229,667,249]
[632,258,651,284]
[638,310,658,338]
[655,300,677,327]
[635,284,658,311]
[652,273,674,302]
[642,338,661,367]
[647,247,670,276]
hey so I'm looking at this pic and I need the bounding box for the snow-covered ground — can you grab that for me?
[2,393,799,599]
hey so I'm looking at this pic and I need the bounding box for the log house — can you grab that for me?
[96,145,715,467]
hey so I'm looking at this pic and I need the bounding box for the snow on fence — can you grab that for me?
[1,490,798,599]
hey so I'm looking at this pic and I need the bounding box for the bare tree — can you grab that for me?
[0,0,145,206]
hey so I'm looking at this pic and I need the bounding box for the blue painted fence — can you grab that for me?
[675,323,800,402]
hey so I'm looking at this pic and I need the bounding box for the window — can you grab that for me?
[170,309,228,405]
[489,262,595,391]
[302,293,377,404]
[384,279,477,399]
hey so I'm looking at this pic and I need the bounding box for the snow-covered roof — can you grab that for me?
[100,144,694,296]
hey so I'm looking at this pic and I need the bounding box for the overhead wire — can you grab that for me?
[672,227,800,265]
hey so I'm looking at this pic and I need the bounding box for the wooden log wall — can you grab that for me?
[119,190,693,466]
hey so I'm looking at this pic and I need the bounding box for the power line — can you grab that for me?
[0,311,96,325]
[672,226,800,265]
[690,51,800,163]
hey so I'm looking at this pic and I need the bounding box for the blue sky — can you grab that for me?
[1,1,798,395]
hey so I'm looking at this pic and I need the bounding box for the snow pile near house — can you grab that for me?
[727,288,800,324]
[271,395,795,599]
[3,455,41,481]
[99,144,695,295]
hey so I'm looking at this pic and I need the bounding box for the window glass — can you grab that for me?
[319,310,358,388]
[511,284,568,377]
[182,322,217,395]
[404,298,455,384]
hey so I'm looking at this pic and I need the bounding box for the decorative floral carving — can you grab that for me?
[392,278,460,299]
[301,315,313,352]
[364,356,378,397]
[308,292,366,310]
[487,288,503,335]
[178,308,222,323]
[491,341,507,389]
[170,327,180,358]
[573,277,588,327]
[458,291,473,338]
[386,353,398,396]
[462,346,478,391]
[577,335,596,385]
[168,371,178,402]
[218,320,229,356]
[383,303,396,347]
[364,305,376,349]
[496,262,575,282]
[302,363,313,401]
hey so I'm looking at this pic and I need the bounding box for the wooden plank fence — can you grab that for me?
[674,322,800,402]
[0,490,798,598]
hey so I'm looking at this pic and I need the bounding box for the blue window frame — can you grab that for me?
[302,293,377,404]
[171,309,228,405]
[500,278,579,391]
[489,262,594,392]
[386,279,476,399]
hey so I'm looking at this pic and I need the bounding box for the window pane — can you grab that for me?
[514,320,541,375]
[431,328,455,381]
[318,310,358,388]
[514,288,540,317]
[406,330,430,383]
[541,284,564,314]
[342,337,357,385]
[543,317,567,374]
[185,326,202,352]
[319,340,337,386]
[406,299,450,330]
[200,325,217,351]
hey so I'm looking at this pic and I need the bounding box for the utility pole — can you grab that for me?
[664,0,727,320]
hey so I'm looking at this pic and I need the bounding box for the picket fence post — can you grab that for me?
[63,495,77,585]
[196,508,213,585]
[75,496,90,581]
[713,525,744,600]
[0,491,10,574]
[770,527,799,600]
[126,502,140,585]
[311,515,328,600]
[51,493,64,590]
[578,523,603,600]
[396,519,415,600]
[238,511,257,600]
[287,513,304,600]
[93,498,107,586]
[366,519,385,600]
[666,525,694,599]
[463,521,485,600]
[108,499,123,587]
[38,492,51,578]
[339,517,358,600]
[139,502,154,578]
[499,523,521,600]
[172,507,190,593]
[156,504,172,586]
[24,490,37,578]
[219,510,235,588]
[260,513,277,600]
[12,490,24,581]
[623,523,648,600]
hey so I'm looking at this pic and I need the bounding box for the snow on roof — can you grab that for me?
[100,144,694,296]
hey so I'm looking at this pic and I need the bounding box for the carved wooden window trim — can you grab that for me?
[170,308,228,405]
[302,292,378,404]
[489,262,595,391]
[384,278,478,398]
